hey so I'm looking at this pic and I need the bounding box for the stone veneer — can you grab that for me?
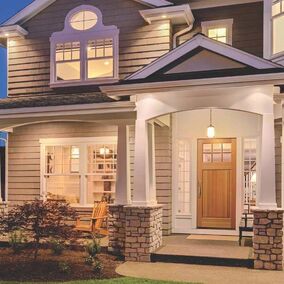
[108,205,163,262]
[253,209,283,271]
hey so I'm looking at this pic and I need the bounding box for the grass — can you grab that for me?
[0,278,191,284]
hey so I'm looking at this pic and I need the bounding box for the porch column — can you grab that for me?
[258,113,277,208]
[108,124,131,255]
[115,124,131,205]
[132,119,157,206]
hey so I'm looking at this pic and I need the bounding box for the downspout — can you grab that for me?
[173,23,193,48]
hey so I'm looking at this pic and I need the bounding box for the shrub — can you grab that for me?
[93,259,103,274]
[85,238,101,258]
[50,238,65,255]
[58,261,71,274]
[0,200,78,260]
[8,230,27,254]
[85,255,94,266]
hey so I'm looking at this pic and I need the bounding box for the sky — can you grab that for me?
[0,0,34,98]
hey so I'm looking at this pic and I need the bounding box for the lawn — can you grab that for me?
[0,278,189,284]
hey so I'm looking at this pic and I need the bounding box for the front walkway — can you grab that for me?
[116,262,284,284]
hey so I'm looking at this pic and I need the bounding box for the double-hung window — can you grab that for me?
[272,0,284,55]
[50,5,119,87]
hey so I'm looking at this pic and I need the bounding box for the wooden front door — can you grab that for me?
[197,138,236,229]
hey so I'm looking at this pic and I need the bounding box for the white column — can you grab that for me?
[258,113,277,208]
[115,124,131,205]
[132,119,157,206]
[282,104,284,208]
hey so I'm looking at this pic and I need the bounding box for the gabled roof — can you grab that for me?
[127,34,281,80]
[2,0,173,26]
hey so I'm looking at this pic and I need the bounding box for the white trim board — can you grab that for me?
[127,34,281,80]
[2,0,173,26]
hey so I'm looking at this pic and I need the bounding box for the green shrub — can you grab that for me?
[85,238,101,258]
[85,255,94,266]
[93,259,103,274]
[58,261,71,274]
[50,238,65,255]
[8,230,27,254]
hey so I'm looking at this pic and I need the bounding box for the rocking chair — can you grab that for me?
[75,201,108,236]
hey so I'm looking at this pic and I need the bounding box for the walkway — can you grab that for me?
[116,262,284,284]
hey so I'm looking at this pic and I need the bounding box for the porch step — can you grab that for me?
[151,252,254,268]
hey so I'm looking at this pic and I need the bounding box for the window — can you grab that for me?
[243,139,257,212]
[41,138,117,206]
[272,0,284,54]
[50,5,119,87]
[201,19,233,45]
[176,140,191,216]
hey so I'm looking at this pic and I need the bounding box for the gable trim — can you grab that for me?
[2,0,173,26]
[127,34,281,80]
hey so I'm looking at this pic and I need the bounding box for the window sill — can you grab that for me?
[50,78,119,88]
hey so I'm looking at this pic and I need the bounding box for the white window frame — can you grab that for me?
[264,0,284,63]
[50,5,119,88]
[40,137,117,207]
[201,19,234,45]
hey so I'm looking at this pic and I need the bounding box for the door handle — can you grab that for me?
[198,181,202,198]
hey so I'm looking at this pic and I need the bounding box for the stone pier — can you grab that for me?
[253,209,283,270]
[108,205,163,262]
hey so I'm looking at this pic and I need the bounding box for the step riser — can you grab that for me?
[151,254,254,268]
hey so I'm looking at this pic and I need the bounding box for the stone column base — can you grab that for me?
[108,204,163,262]
[108,205,126,256]
[124,205,163,262]
[253,208,283,271]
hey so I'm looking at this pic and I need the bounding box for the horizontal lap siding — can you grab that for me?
[8,122,118,207]
[176,2,263,57]
[8,0,171,97]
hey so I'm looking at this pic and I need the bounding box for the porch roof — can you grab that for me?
[0,93,123,109]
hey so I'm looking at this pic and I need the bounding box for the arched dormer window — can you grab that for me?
[50,5,119,87]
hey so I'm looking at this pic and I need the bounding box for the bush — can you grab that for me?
[93,259,103,274]
[85,255,94,266]
[85,238,101,258]
[8,230,27,254]
[0,200,78,260]
[58,261,71,274]
[50,238,65,255]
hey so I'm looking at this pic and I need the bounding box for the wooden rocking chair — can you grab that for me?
[75,201,108,236]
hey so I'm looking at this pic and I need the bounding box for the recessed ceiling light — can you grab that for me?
[162,15,167,19]
[104,61,110,65]
[4,33,9,37]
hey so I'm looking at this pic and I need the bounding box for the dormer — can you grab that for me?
[50,5,119,88]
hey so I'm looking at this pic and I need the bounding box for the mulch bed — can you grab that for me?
[0,248,122,282]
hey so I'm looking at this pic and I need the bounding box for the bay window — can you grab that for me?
[50,5,119,87]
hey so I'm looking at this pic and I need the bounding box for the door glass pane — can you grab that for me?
[203,154,212,163]
[203,144,211,153]
[223,153,231,162]
[213,143,222,153]
[213,153,222,162]
[223,143,231,153]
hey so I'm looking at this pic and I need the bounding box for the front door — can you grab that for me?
[197,138,236,229]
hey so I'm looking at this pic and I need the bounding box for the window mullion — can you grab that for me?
[79,144,87,206]
[81,39,86,81]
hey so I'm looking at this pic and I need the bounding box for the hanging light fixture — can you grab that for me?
[207,108,215,138]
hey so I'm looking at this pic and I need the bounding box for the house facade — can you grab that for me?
[0,0,283,270]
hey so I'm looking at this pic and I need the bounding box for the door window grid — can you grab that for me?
[202,143,232,163]
[243,139,257,211]
[177,140,191,215]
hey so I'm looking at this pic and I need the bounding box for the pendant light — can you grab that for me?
[207,108,215,138]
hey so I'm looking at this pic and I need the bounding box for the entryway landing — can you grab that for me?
[151,234,253,268]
